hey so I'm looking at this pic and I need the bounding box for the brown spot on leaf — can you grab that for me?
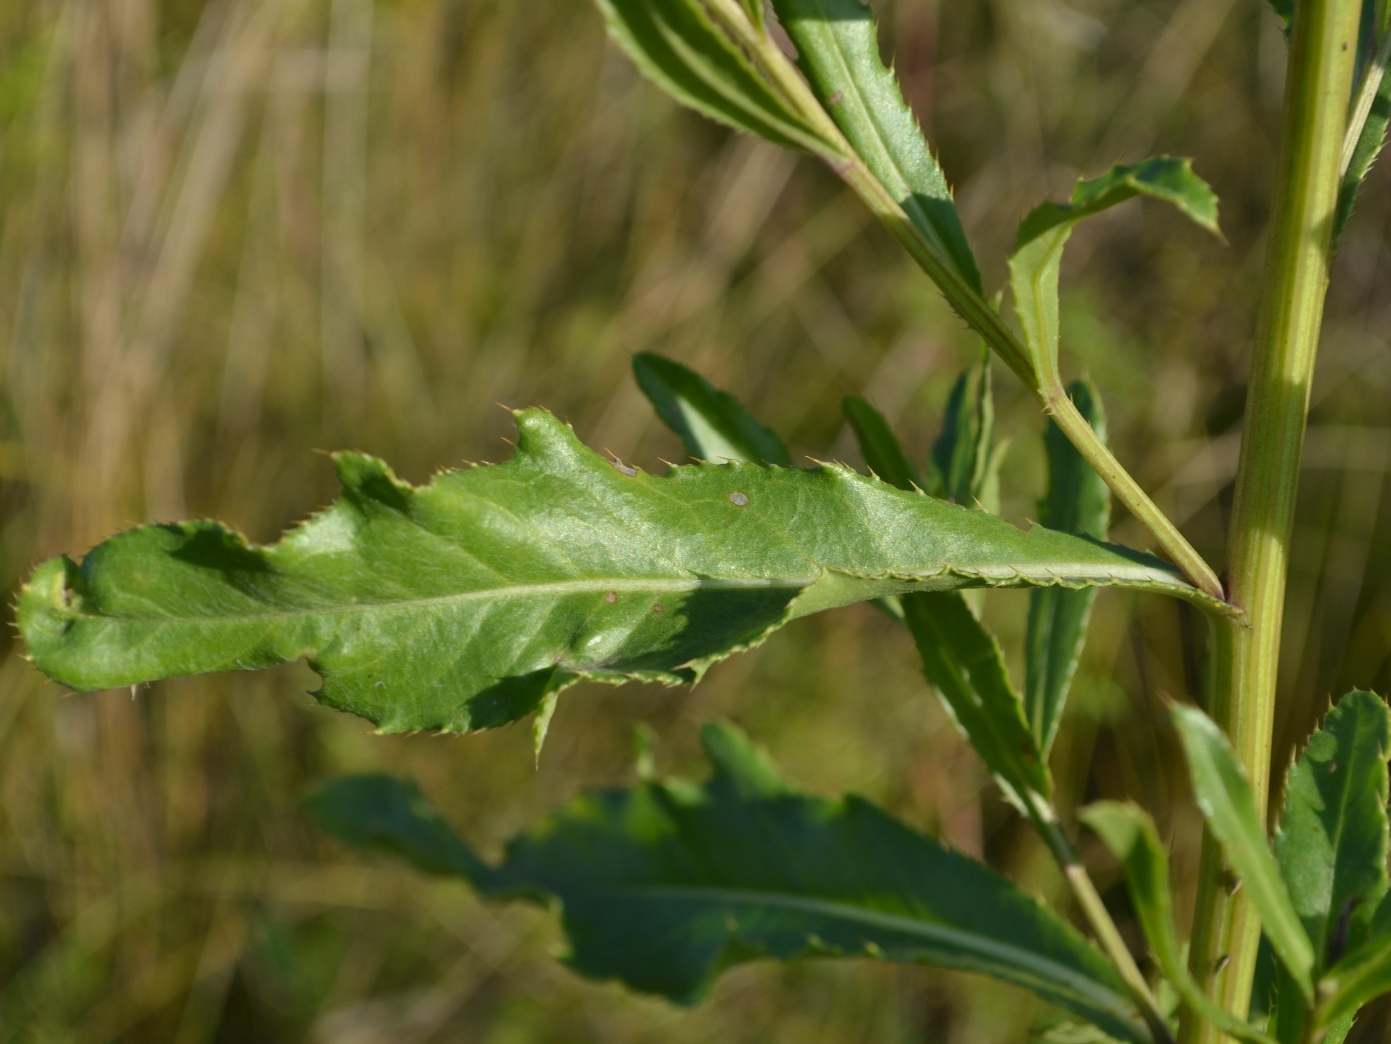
[604,590,617,604]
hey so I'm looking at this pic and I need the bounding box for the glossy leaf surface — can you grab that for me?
[307,722,1150,1041]
[1009,158,1220,388]
[1026,380,1110,754]
[1172,705,1315,1000]
[1083,801,1276,1044]
[19,409,1216,735]
[634,352,793,466]
[1274,690,1390,975]
[593,0,833,154]
[771,0,981,292]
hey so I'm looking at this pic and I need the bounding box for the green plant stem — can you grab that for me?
[709,0,1225,602]
[1031,801,1175,1044]
[1179,0,1360,1040]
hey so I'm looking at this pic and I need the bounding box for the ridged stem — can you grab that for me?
[1178,0,1359,1040]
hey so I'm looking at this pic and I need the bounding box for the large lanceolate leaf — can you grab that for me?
[592,0,834,154]
[1027,381,1110,755]
[1083,802,1277,1044]
[18,409,1217,735]
[841,394,1047,807]
[770,0,981,293]
[633,352,793,466]
[1171,705,1316,1001]
[1274,690,1390,976]
[1009,158,1220,388]
[306,722,1151,1042]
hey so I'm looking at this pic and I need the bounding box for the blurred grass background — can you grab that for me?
[1,0,1390,1040]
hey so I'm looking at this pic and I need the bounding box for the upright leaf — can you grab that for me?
[1083,802,1277,1044]
[1027,381,1110,754]
[308,722,1152,1042]
[842,393,1047,809]
[771,0,982,292]
[1171,705,1316,1000]
[634,352,793,466]
[1009,158,1220,388]
[1274,690,1390,975]
[593,0,835,154]
[19,409,1219,737]
[928,349,999,508]
[903,593,1051,808]
[1337,51,1391,239]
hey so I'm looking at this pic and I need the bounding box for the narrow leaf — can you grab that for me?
[303,775,499,886]
[1274,690,1390,975]
[1171,705,1316,1000]
[1009,158,1220,388]
[928,349,997,507]
[771,0,982,292]
[1337,55,1391,239]
[841,392,1046,807]
[842,395,922,492]
[903,593,1050,807]
[739,0,765,32]
[308,722,1151,1041]
[19,409,1220,737]
[593,0,833,153]
[1027,380,1110,754]
[1083,801,1276,1044]
[634,352,793,466]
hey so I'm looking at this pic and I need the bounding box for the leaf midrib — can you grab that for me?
[598,883,1137,1017]
[79,576,814,625]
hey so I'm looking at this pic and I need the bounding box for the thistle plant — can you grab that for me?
[16,0,1391,1041]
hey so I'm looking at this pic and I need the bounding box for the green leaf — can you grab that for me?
[1009,158,1220,388]
[1274,690,1390,976]
[1082,801,1277,1044]
[18,409,1222,736]
[842,395,922,492]
[1171,705,1316,1001]
[1337,57,1391,240]
[840,392,1046,807]
[1027,380,1110,754]
[928,349,999,508]
[1321,892,1391,1028]
[634,352,793,466]
[307,722,1152,1041]
[739,0,765,32]
[593,0,834,154]
[903,592,1050,808]
[302,774,499,886]
[770,0,982,293]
